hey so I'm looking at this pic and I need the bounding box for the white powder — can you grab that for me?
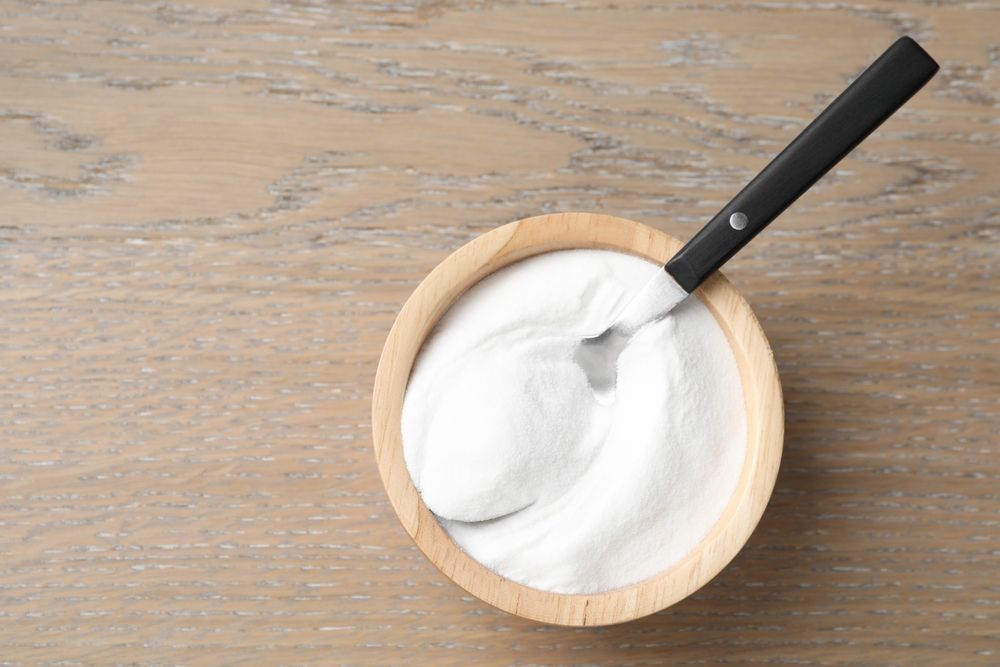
[402,249,746,594]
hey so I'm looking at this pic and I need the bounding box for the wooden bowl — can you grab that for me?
[372,212,783,626]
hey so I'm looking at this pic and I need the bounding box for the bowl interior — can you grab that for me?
[372,212,783,626]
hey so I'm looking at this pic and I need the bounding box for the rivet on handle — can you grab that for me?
[729,212,748,230]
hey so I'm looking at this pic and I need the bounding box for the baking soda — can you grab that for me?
[402,249,746,594]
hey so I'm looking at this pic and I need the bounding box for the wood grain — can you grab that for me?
[0,0,996,663]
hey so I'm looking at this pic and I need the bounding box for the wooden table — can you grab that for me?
[1,1,996,664]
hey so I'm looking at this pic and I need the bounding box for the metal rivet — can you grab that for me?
[729,212,748,230]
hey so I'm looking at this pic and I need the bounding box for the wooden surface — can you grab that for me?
[372,213,784,626]
[0,0,996,663]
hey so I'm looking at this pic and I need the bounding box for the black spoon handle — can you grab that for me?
[664,36,939,293]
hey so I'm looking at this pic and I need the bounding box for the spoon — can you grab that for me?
[576,36,939,400]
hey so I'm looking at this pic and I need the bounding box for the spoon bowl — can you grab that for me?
[575,269,688,402]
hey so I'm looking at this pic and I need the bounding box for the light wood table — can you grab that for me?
[0,2,996,664]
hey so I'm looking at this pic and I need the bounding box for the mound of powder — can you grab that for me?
[401,249,746,594]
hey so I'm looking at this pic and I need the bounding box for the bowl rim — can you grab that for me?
[372,212,784,626]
